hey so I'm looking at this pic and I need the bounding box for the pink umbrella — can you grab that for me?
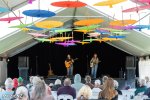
[28,33,48,37]
[138,0,150,3]
[0,17,23,23]
[122,5,150,13]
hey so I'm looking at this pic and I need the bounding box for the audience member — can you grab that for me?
[30,78,54,100]
[77,85,92,100]
[145,76,150,88]
[0,78,14,100]
[14,86,29,100]
[18,77,23,86]
[71,74,84,92]
[114,80,122,95]
[91,79,102,99]
[85,75,94,89]
[13,78,18,90]
[100,75,108,90]
[135,79,147,96]
[26,76,33,93]
[57,78,76,99]
[52,79,62,91]
[99,78,118,100]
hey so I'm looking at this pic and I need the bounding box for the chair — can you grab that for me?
[57,94,73,100]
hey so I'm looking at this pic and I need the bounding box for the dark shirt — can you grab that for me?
[57,86,76,99]
[115,89,122,95]
[98,95,118,100]
[52,84,62,91]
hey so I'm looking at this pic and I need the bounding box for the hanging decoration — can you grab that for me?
[93,0,127,8]
[35,20,63,29]
[83,38,99,42]
[28,33,48,37]
[122,5,150,13]
[35,38,54,42]
[138,0,150,3]
[102,37,120,41]
[26,26,44,31]
[0,7,9,12]
[50,37,73,42]
[108,35,126,38]
[88,32,101,37]
[22,10,56,17]
[50,28,72,33]
[109,20,137,26]
[74,19,104,26]
[51,1,87,8]
[109,25,137,30]
[74,30,92,34]
[55,42,76,47]
[9,23,33,28]
[76,41,90,45]
[0,17,23,23]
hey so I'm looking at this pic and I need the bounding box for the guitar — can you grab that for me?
[65,58,78,68]
[47,63,54,76]
[90,61,101,68]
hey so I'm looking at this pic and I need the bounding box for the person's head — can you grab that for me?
[100,78,116,100]
[145,76,150,83]
[32,76,42,86]
[102,78,115,91]
[77,85,92,99]
[5,78,13,90]
[74,74,82,83]
[15,86,29,100]
[54,79,61,85]
[64,78,71,86]
[94,53,97,58]
[139,79,146,86]
[67,54,71,59]
[85,75,91,83]
[33,80,47,100]
[102,76,108,84]
[113,80,119,89]
[29,76,34,84]
[13,78,18,89]
[94,79,101,88]
[18,77,23,86]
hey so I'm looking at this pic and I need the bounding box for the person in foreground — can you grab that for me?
[98,78,118,100]
[71,74,84,92]
[135,79,147,96]
[85,75,94,89]
[77,85,92,100]
[57,78,76,99]
[52,79,62,91]
[30,76,54,100]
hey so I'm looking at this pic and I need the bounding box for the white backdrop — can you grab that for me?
[139,57,150,79]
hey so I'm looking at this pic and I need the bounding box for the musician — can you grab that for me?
[90,53,100,78]
[65,54,74,76]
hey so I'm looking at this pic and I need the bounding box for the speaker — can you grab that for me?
[126,56,135,68]
[18,56,29,68]
[18,56,29,80]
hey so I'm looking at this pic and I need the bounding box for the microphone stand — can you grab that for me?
[86,55,90,75]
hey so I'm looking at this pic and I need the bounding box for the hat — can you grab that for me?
[95,79,101,85]
[18,77,23,83]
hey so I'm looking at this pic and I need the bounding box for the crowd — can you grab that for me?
[1,74,150,100]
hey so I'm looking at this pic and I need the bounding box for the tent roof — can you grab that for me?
[0,0,150,57]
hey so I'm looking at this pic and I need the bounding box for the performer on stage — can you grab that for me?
[90,53,100,78]
[65,54,74,76]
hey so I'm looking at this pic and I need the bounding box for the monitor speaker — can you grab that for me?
[18,56,29,68]
[126,56,135,68]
